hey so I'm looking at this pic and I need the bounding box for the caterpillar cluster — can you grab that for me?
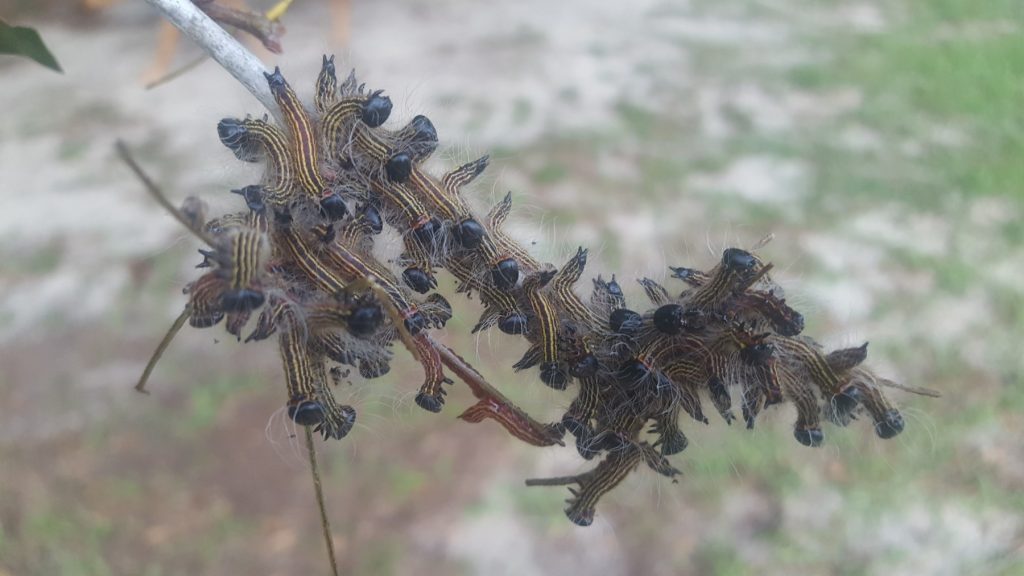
[136,56,927,527]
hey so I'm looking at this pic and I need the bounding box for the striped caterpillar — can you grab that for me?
[131,56,936,527]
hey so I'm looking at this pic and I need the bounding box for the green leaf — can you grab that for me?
[0,20,62,73]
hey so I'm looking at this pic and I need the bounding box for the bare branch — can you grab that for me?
[143,0,279,117]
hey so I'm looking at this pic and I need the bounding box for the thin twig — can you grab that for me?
[429,336,565,447]
[305,427,340,576]
[197,0,286,54]
[142,0,280,118]
[429,336,518,404]
[145,53,208,90]
[135,304,192,394]
[115,139,216,246]
[524,475,584,487]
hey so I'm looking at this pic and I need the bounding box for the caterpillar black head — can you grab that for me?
[288,397,326,427]
[320,192,350,221]
[361,90,393,127]
[348,301,384,337]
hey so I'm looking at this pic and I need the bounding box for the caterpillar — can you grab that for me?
[129,57,938,527]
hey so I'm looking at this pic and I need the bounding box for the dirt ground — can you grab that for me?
[1,1,1022,575]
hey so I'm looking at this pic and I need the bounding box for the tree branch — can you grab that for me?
[143,0,279,117]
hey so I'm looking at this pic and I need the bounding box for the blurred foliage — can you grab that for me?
[0,19,61,72]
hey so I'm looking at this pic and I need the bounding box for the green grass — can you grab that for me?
[693,540,749,576]
[532,161,568,184]
[791,1,1024,223]
[23,509,114,576]
[185,372,261,432]
[0,242,64,276]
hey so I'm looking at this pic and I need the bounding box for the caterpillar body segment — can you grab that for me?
[401,155,494,268]
[565,443,643,527]
[278,316,326,425]
[405,157,471,218]
[278,316,356,439]
[651,401,688,456]
[217,116,295,206]
[772,336,845,401]
[184,270,232,329]
[442,155,489,199]
[320,235,418,325]
[662,359,710,425]
[347,120,398,178]
[370,180,435,232]
[315,332,361,367]
[669,265,710,288]
[274,221,350,296]
[321,97,374,159]
[411,333,452,413]
[682,248,761,312]
[638,277,672,307]
[553,248,605,333]
[390,115,439,163]
[321,77,393,158]
[314,54,338,114]
[219,227,269,311]
[590,274,627,316]
[224,308,252,340]
[639,441,683,479]
[302,296,381,338]
[446,251,527,333]
[335,202,383,249]
[849,370,906,439]
[512,345,542,373]
[205,208,268,236]
[826,342,870,373]
[246,296,290,342]
[487,192,542,273]
[266,67,349,220]
[731,290,804,336]
[519,270,568,389]
[562,376,602,438]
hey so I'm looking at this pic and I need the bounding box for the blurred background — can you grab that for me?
[1,0,1022,574]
